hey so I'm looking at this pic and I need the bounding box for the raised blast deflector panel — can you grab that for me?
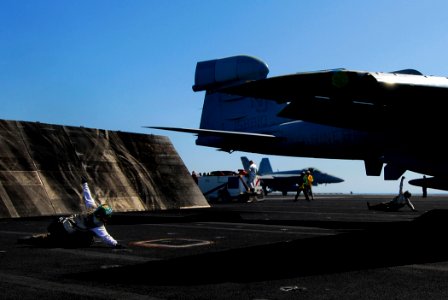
[0,120,209,218]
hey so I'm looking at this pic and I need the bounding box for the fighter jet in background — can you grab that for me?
[240,156,344,195]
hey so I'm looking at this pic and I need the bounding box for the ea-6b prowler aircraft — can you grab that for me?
[240,156,344,196]
[149,55,448,191]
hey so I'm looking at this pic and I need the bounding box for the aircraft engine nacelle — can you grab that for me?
[192,55,269,92]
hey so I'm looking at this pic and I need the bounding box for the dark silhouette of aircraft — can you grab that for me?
[149,55,448,191]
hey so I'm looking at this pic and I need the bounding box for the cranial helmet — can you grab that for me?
[94,204,113,220]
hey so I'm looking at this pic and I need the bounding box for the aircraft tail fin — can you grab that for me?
[192,55,290,139]
[149,55,290,154]
[192,55,269,93]
[259,158,274,175]
[241,156,250,171]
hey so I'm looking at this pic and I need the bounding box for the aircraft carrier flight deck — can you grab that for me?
[2,194,448,299]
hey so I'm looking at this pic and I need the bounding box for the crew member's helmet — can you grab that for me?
[94,204,113,222]
[404,191,412,198]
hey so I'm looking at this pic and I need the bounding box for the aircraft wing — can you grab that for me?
[260,174,298,179]
[221,69,448,131]
[147,126,276,139]
[147,127,280,152]
[260,172,343,185]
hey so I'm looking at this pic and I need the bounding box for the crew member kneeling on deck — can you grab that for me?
[18,177,126,248]
[367,176,417,212]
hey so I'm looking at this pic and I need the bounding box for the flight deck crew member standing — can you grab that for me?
[306,169,314,200]
[367,176,417,212]
[248,160,258,192]
[294,171,309,201]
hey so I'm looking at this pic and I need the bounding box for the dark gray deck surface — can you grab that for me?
[2,194,448,299]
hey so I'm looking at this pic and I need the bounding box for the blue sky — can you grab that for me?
[1,0,447,194]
